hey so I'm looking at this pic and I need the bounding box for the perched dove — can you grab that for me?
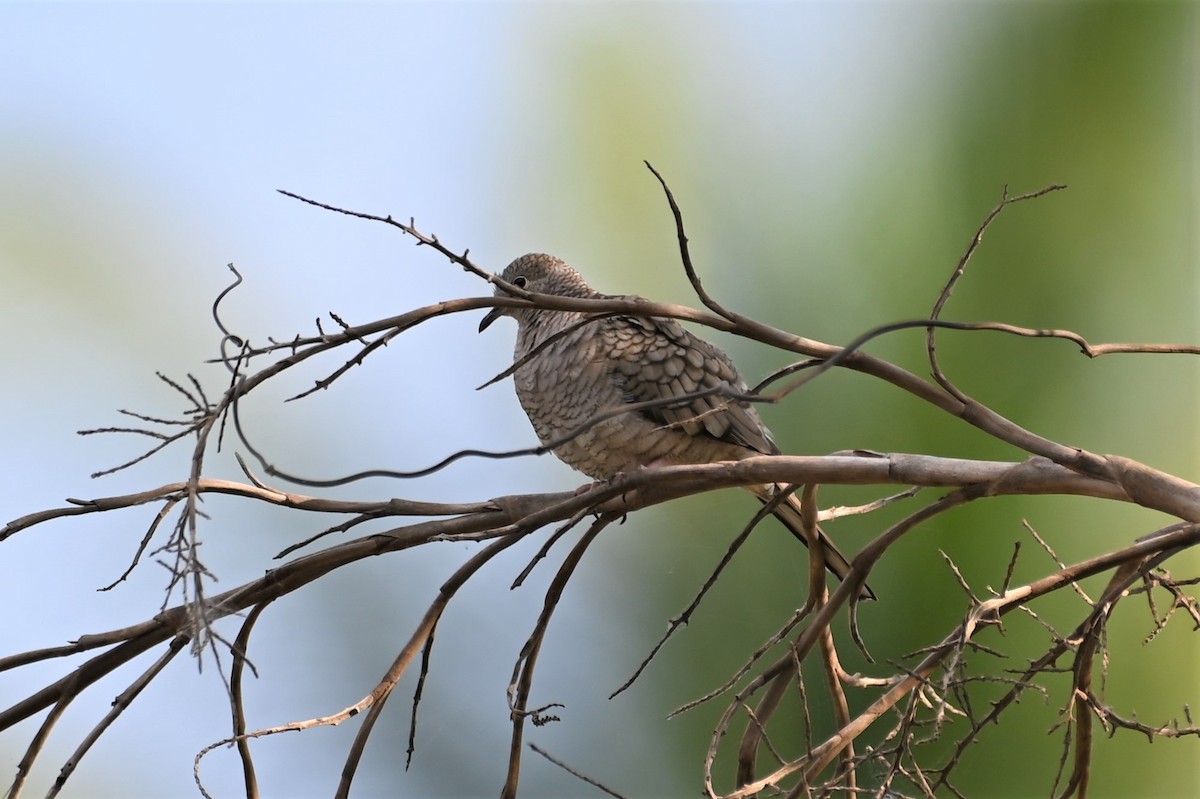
[479,253,874,600]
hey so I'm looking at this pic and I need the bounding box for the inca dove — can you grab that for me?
[479,253,874,600]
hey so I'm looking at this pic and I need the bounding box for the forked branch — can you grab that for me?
[1,173,1196,799]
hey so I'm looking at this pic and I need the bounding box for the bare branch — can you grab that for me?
[5,182,1197,799]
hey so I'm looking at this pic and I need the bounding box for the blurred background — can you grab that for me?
[1,3,1196,797]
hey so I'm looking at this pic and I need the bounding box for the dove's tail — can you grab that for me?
[750,485,877,601]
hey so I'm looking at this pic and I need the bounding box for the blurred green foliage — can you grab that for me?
[543,4,1197,797]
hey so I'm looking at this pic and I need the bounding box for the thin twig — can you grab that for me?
[529,743,628,799]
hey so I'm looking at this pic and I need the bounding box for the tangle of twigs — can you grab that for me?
[2,167,1197,799]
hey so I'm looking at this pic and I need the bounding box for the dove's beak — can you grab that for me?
[478,307,503,333]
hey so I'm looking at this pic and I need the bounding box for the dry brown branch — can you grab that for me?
[2,176,1197,798]
[926,183,1068,398]
[502,514,617,799]
[718,520,1200,798]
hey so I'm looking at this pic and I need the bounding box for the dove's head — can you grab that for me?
[478,253,598,332]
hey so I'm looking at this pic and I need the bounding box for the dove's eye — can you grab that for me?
[512,276,527,288]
